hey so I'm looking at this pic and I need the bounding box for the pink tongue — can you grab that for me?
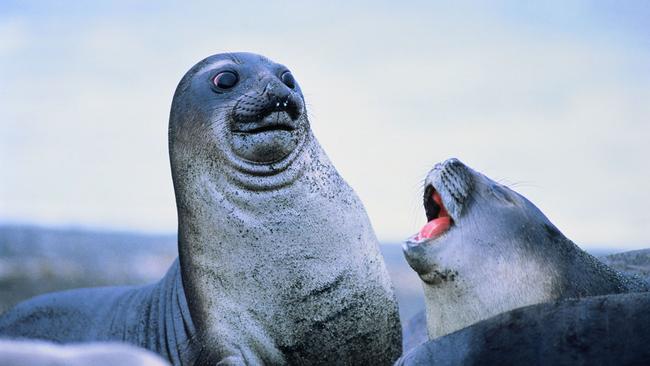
[415,191,452,241]
[416,217,451,241]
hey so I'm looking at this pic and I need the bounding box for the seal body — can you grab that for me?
[397,292,650,366]
[0,339,170,366]
[402,158,647,340]
[0,262,196,364]
[0,53,402,365]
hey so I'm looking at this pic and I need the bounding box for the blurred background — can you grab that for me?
[1,1,649,321]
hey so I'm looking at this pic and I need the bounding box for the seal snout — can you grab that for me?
[427,158,472,220]
[408,158,474,243]
[266,93,303,121]
[228,74,306,164]
[232,83,304,127]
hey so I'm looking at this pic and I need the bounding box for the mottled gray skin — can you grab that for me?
[397,292,650,366]
[0,339,170,366]
[402,158,648,341]
[0,53,402,365]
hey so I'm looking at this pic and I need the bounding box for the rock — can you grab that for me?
[599,249,650,284]
[0,225,176,313]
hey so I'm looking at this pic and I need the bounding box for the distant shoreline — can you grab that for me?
[0,222,641,256]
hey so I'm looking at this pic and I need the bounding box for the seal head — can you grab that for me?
[403,158,647,339]
[169,52,309,190]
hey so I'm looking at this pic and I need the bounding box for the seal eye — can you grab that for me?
[281,71,296,89]
[213,71,238,90]
[491,185,517,206]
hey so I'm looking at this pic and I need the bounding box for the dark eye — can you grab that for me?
[213,71,238,90]
[281,71,296,89]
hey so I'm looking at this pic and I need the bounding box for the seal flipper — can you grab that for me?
[0,259,198,366]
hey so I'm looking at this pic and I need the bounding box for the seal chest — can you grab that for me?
[403,158,648,340]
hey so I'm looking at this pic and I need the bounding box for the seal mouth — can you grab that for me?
[231,111,297,134]
[228,110,305,165]
[411,185,453,243]
[236,124,295,134]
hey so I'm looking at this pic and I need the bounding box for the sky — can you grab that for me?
[1,1,649,249]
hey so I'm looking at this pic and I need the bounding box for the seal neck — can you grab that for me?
[170,129,397,362]
[171,134,363,257]
[173,138,374,295]
[220,130,314,192]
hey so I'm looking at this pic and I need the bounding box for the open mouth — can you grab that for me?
[413,185,453,242]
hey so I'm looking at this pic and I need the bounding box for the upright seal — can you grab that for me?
[403,158,647,340]
[0,52,402,365]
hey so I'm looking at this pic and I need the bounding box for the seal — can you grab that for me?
[402,158,648,340]
[0,52,402,365]
[0,340,170,366]
[397,291,650,365]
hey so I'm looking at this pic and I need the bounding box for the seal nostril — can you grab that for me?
[281,71,296,89]
[271,95,300,120]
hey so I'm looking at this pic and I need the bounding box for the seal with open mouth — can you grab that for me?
[0,52,402,365]
[402,158,648,340]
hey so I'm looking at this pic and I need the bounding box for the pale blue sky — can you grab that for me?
[1,1,649,249]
